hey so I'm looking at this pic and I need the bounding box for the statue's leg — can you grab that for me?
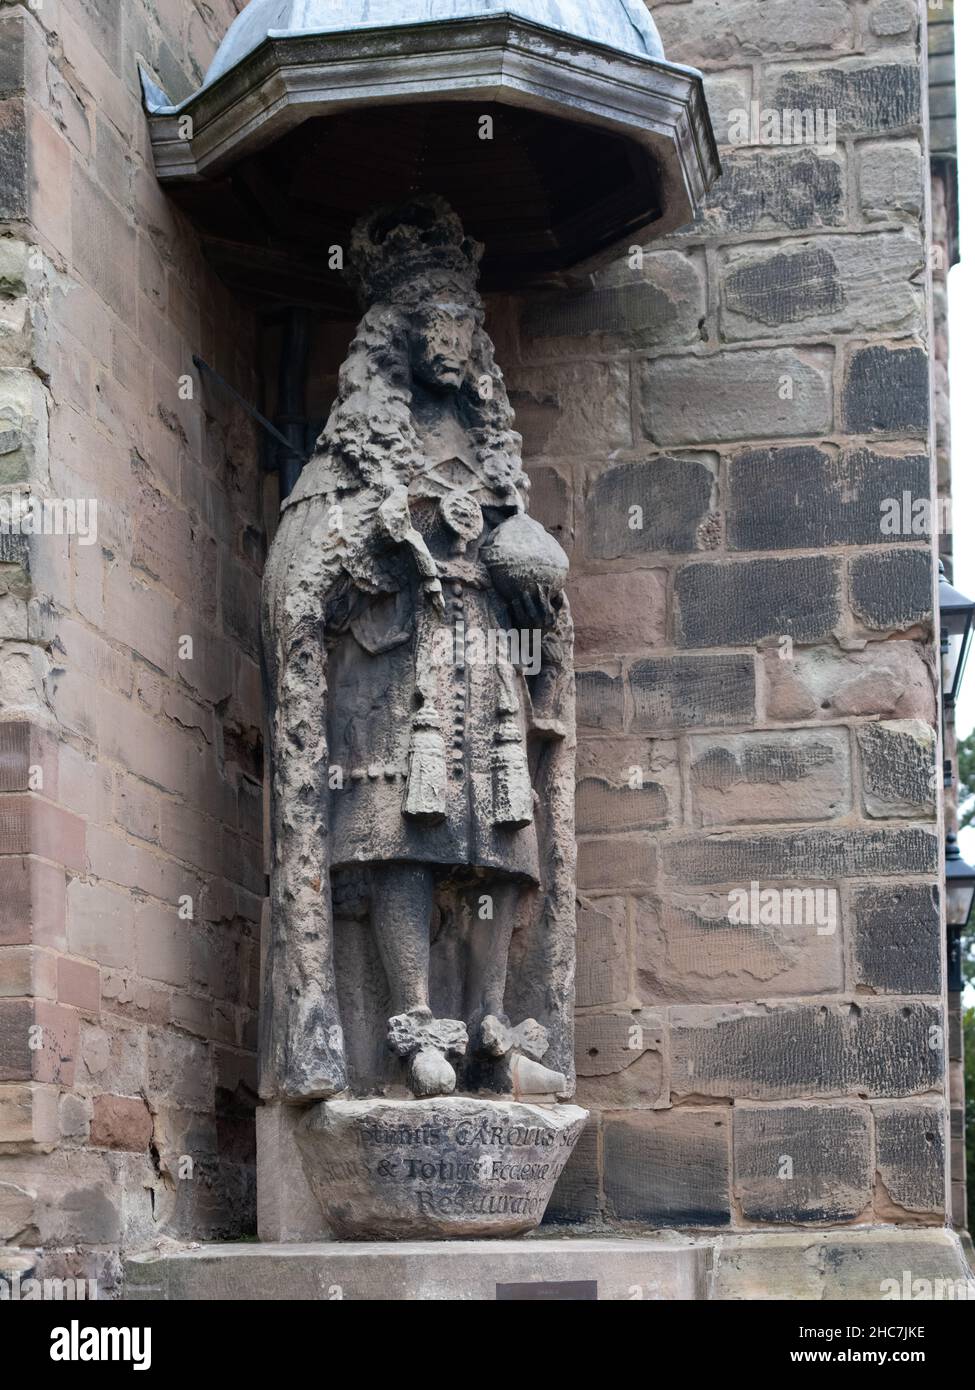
[372,862,468,1096]
[260,504,347,1101]
[465,879,568,1096]
[464,878,521,1034]
[370,861,435,1014]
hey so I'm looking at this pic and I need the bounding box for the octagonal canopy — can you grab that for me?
[142,1,719,309]
[204,0,667,86]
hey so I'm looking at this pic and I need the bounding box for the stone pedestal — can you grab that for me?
[125,1238,708,1301]
[259,1097,587,1241]
[124,1228,974,1302]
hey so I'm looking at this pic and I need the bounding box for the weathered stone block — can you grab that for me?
[720,233,922,340]
[0,1081,58,1151]
[0,14,26,99]
[575,896,629,1008]
[675,557,840,648]
[849,548,931,631]
[508,361,631,456]
[0,97,27,220]
[655,0,852,64]
[687,149,845,236]
[521,251,705,352]
[672,1001,943,1099]
[767,62,921,137]
[636,892,842,1004]
[576,836,656,893]
[734,1104,871,1222]
[576,776,670,835]
[575,1008,664,1079]
[569,570,666,654]
[851,884,941,996]
[640,349,832,446]
[764,642,935,723]
[630,654,756,731]
[728,447,929,551]
[71,164,136,322]
[689,729,850,826]
[576,668,624,732]
[543,1117,600,1224]
[874,1103,945,1217]
[843,345,929,436]
[523,465,571,542]
[585,456,715,558]
[90,1094,153,1152]
[858,719,936,817]
[663,827,938,884]
[858,140,923,219]
[714,1228,971,1301]
[869,0,918,39]
[603,1109,731,1227]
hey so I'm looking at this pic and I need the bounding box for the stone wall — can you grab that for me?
[0,0,259,1292]
[497,0,947,1232]
[0,0,954,1286]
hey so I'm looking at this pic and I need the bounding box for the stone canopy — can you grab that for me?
[140,0,720,307]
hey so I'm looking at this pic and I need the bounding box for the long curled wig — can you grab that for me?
[311,298,529,504]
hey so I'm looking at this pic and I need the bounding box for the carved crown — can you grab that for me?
[347,196,484,309]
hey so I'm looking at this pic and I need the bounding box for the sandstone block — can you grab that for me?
[604,1108,731,1227]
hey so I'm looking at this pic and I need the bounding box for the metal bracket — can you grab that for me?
[192,355,306,463]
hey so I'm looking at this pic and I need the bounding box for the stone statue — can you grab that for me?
[259,198,584,1237]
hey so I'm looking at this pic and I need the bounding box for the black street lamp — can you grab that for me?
[945,832,975,929]
[938,561,975,708]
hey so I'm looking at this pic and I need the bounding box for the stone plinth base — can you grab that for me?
[295,1097,588,1239]
[125,1238,706,1301]
[124,1227,973,1301]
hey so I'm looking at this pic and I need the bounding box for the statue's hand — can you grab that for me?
[510,582,560,633]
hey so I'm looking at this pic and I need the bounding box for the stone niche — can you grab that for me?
[140,0,719,1247]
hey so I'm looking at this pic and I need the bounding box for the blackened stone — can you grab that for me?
[734,1105,871,1222]
[576,669,624,731]
[692,149,845,235]
[0,98,27,221]
[849,548,931,630]
[851,884,941,995]
[728,447,929,551]
[675,557,839,647]
[672,1001,943,1099]
[663,827,938,883]
[724,247,844,326]
[0,15,25,98]
[586,457,714,558]
[544,1119,601,1224]
[858,720,936,817]
[874,1104,945,1215]
[630,655,756,731]
[604,1110,731,1227]
[843,345,929,436]
[769,63,921,136]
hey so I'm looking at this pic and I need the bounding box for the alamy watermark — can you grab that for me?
[1,1271,98,1301]
[728,881,837,936]
[0,491,98,545]
[728,103,837,154]
[428,623,542,677]
[881,1269,975,1301]
[880,491,951,538]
